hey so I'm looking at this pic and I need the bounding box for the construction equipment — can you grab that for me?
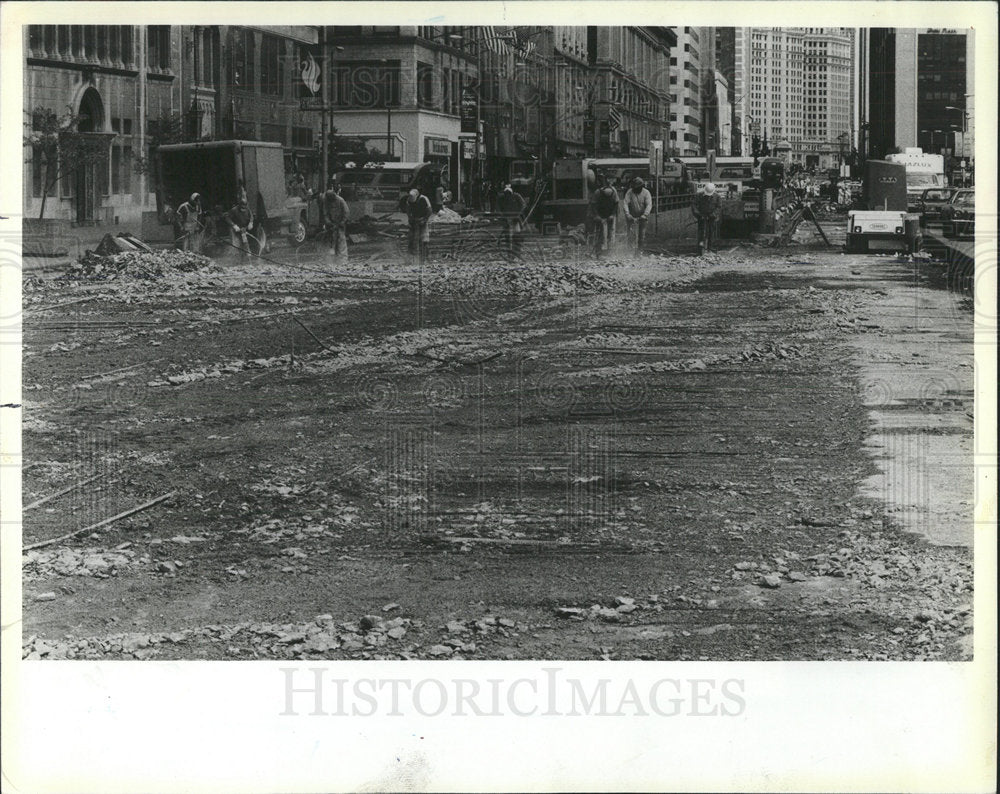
[846,160,922,254]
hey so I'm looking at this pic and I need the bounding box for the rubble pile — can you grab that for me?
[555,595,665,623]
[67,249,213,281]
[23,611,530,660]
[572,340,810,380]
[429,207,468,225]
[426,263,624,297]
[23,546,143,580]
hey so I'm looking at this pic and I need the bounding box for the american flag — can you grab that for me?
[513,31,536,58]
[608,105,624,132]
[480,26,511,54]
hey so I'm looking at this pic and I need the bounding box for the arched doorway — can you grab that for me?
[75,87,105,222]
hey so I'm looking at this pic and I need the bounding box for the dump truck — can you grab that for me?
[155,140,301,253]
[845,160,922,254]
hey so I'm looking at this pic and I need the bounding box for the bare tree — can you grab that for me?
[24,107,111,220]
[132,112,186,178]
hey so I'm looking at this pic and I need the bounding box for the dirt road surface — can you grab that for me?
[21,230,976,661]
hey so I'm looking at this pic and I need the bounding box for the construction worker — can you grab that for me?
[175,192,203,252]
[225,195,255,263]
[404,187,432,267]
[623,177,653,253]
[693,182,722,254]
[324,182,350,264]
[497,183,527,260]
[590,176,619,258]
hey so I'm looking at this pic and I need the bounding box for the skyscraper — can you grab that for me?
[801,28,854,169]
[669,26,708,156]
[864,28,974,164]
[735,28,804,161]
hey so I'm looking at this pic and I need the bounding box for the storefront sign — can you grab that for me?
[297,44,323,109]
[460,136,483,159]
[460,86,478,133]
[425,138,452,157]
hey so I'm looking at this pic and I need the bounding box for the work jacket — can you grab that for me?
[624,188,653,219]
[176,201,201,227]
[405,194,433,226]
[226,205,254,231]
[591,186,620,220]
[693,193,722,220]
[497,189,526,218]
[324,191,350,226]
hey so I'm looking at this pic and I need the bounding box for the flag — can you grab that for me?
[513,33,536,58]
[608,105,623,132]
[480,27,511,55]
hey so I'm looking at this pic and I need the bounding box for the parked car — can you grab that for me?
[916,187,958,226]
[941,189,975,238]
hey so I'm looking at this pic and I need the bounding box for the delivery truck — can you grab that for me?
[155,140,302,254]
[884,148,946,211]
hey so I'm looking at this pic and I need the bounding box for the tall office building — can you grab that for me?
[669,26,708,156]
[801,27,854,169]
[866,28,974,164]
[715,27,739,154]
[735,28,804,160]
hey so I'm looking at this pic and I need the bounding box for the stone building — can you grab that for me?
[23,24,320,228]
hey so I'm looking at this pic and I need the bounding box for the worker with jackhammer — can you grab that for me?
[226,195,255,263]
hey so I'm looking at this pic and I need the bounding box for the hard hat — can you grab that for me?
[408,188,419,200]
[632,177,644,188]
[190,193,201,202]
[704,182,717,195]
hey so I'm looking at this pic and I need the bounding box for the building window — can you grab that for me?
[334,60,400,108]
[234,28,254,90]
[85,25,97,61]
[201,30,214,85]
[291,126,313,148]
[122,145,132,194]
[260,34,283,96]
[120,26,133,66]
[147,26,170,70]
[31,146,48,198]
[111,145,121,194]
[417,61,435,109]
[260,123,287,145]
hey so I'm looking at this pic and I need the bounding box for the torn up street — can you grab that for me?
[21,224,975,662]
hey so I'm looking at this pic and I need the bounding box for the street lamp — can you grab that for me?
[944,105,969,160]
[376,58,395,161]
[443,30,483,208]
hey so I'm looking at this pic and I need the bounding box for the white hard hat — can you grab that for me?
[190,192,201,202]
[704,183,717,195]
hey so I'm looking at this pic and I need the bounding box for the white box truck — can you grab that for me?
[884,148,946,211]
